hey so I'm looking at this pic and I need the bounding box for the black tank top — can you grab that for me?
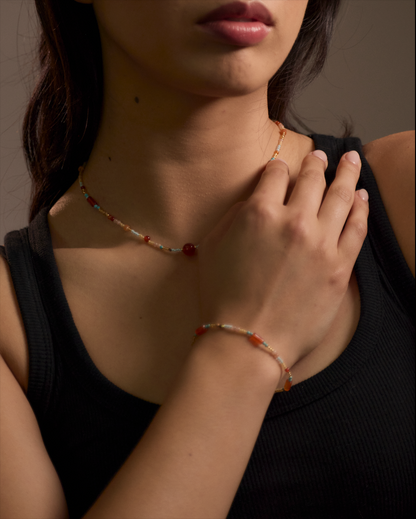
[1,134,415,519]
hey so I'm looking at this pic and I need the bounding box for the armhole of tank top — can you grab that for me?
[3,229,55,421]
[310,134,414,328]
[347,136,415,327]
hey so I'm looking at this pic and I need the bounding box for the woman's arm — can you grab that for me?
[83,330,281,519]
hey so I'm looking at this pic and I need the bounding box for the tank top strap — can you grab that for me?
[2,221,55,422]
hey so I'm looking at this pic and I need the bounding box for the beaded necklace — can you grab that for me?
[79,121,287,257]
[78,121,292,391]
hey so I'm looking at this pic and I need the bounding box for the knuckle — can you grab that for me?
[352,219,368,240]
[328,265,350,293]
[311,236,332,258]
[241,200,278,226]
[298,167,326,184]
[340,160,361,178]
[332,184,353,204]
[286,212,311,240]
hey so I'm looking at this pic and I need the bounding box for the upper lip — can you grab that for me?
[197,2,274,26]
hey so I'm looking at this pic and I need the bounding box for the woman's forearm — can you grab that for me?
[83,330,281,519]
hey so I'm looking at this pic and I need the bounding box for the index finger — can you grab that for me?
[250,159,291,207]
[286,151,328,214]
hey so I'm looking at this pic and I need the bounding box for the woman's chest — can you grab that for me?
[48,247,361,405]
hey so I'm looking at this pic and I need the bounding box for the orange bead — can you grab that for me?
[195,326,208,336]
[248,334,264,347]
[284,380,292,392]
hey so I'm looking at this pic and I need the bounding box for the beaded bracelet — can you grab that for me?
[193,324,293,393]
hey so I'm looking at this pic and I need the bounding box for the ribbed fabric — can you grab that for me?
[1,134,414,518]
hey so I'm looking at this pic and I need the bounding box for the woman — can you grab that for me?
[0,0,414,517]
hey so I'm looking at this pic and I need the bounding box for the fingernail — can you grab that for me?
[358,189,369,202]
[345,150,360,165]
[310,150,327,163]
[273,158,289,170]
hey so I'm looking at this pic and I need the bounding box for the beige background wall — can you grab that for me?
[1,0,415,242]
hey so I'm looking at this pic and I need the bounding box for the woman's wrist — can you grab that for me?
[188,327,283,395]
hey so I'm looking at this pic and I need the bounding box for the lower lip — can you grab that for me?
[197,20,272,46]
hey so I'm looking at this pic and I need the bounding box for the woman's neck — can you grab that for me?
[81,98,305,245]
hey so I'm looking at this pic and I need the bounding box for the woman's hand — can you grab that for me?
[197,150,368,369]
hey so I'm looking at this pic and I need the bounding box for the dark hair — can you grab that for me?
[24,0,351,222]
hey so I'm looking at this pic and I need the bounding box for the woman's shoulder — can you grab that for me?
[362,131,415,278]
[0,253,30,394]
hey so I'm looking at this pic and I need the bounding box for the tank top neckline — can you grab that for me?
[27,134,384,420]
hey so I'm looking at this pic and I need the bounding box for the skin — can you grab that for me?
[68,0,311,247]
[0,4,412,516]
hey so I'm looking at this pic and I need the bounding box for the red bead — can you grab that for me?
[144,236,151,243]
[248,334,264,347]
[195,326,208,336]
[182,243,196,256]
[87,196,98,207]
[285,368,290,373]
[108,215,115,222]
